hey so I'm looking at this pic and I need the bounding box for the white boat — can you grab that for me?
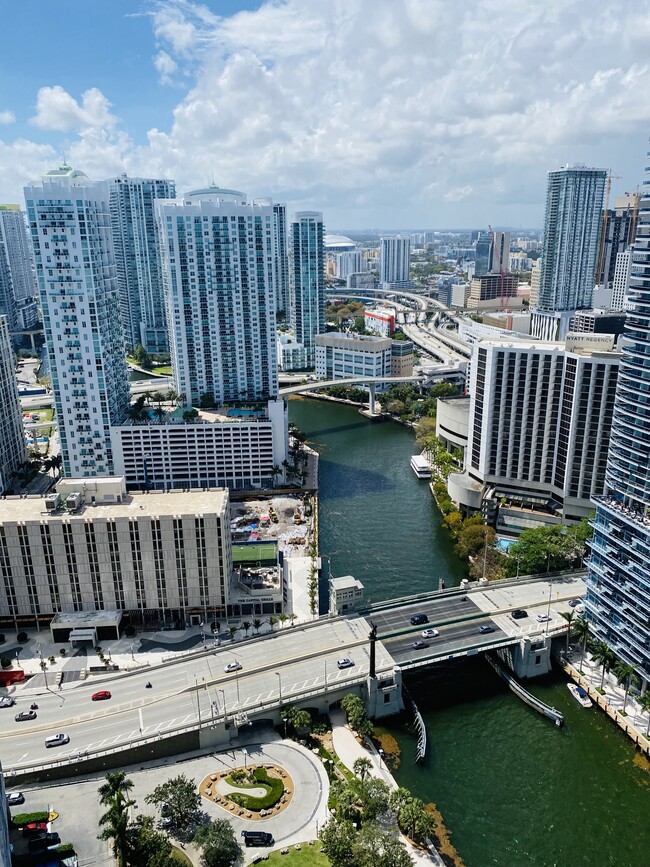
[567,683,593,708]
[410,454,432,479]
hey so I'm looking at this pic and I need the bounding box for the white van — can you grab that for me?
[45,733,69,748]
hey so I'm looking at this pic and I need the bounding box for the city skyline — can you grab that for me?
[1,1,650,228]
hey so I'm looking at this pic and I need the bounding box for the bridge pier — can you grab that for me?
[497,636,552,679]
[368,382,376,415]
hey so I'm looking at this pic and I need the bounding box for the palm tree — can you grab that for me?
[591,641,615,691]
[638,691,650,737]
[278,613,288,629]
[353,757,372,781]
[289,613,297,627]
[613,660,636,714]
[97,772,134,867]
[268,615,278,631]
[153,406,166,423]
[177,392,187,408]
[228,625,237,643]
[242,621,251,637]
[560,610,575,654]
[252,618,262,635]
[572,617,591,674]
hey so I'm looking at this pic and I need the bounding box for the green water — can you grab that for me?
[289,397,650,867]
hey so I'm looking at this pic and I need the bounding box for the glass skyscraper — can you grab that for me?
[585,144,650,684]
[290,211,325,368]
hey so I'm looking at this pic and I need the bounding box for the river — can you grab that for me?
[289,397,650,867]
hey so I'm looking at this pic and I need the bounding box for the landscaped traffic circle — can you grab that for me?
[199,763,294,821]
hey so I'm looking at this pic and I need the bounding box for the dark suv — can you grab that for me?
[512,609,528,620]
[242,830,274,847]
[410,613,429,626]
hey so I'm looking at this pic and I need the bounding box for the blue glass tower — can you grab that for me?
[586,144,650,684]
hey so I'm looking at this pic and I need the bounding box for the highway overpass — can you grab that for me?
[279,375,425,414]
[0,573,585,780]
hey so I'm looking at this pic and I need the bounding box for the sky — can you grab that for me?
[1,0,649,230]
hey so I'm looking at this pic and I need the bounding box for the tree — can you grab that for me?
[572,616,590,674]
[560,610,575,654]
[242,621,251,637]
[50,454,63,478]
[319,817,357,867]
[613,660,636,714]
[252,618,262,634]
[321,818,413,867]
[353,756,372,781]
[268,615,278,631]
[591,641,616,691]
[97,772,135,867]
[285,705,312,734]
[228,626,237,642]
[639,691,650,737]
[193,818,242,867]
[133,343,153,370]
[125,815,179,867]
[145,774,201,833]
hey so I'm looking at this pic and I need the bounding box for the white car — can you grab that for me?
[536,613,551,623]
[337,658,355,669]
[224,661,242,673]
[421,628,439,638]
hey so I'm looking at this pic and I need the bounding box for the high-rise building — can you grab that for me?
[157,186,278,407]
[108,175,175,354]
[24,165,130,477]
[380,235,410,285]
[273,203,289,316]
[585,146,650,684]
[611,246,633,311]
[474,230,510,277]
[290,211,325,368]
[596,194,639,288]
[336,251,367,280]
[447,334,619,530]
[0,205,39,333]
[0,315,26,494]
[532,165,607,340]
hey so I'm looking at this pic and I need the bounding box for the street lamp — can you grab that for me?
[324,660,328,691]
[282,716,288,739]
[219,688,227,722]
[378,748,385,769]
[242,747,248,769]
[276,671,282,705]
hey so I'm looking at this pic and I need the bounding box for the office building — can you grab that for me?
[569,308,626,339]
[24,165,131,478]
[611,246,633,311]
[290,211,325,368]
[0,205,39,333]
[315,332,393,381]
[380,236,410,285]
[273,203,289,315]
[447,334,619,532]
[0,315,26,494]
[532,165,607,340]
[157,187,278,406]
[108,175,175,353]
[596,194,639,288]
[364,308,395,337]
[475,230,510,277]
[466,273,520,309]
[0,477,233,629]
[390,340,414,377]
[585,148,650,684]
[336,251,367,280]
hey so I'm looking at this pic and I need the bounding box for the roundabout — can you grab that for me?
[199,762,294,820]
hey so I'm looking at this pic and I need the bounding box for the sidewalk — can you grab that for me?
[330,708,445,867]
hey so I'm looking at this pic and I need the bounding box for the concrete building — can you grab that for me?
[108,175,176,354]
[0,205,39,334]
[611,245,633,311]
[273,203,289,315]
[474,230,510,276]
[447,334,619,533]
[364,307,395,337]
[0,315,26,494]
[156,187,278,407]
[336,251,367,280]
[450,282,470,308]
[532,165,607,340]
[111,400,288,492]
[0,478,232,630]
[569,308,626,340]
[596,194,639,288]
[509,252,533,271]
[290,212,325,369]
[329,575,364,615]
[586,148,650,685]
[466,273,520,309]
[390,340,414,377]
[436,395,470,457]
[276,332,310,371]
[315,332,392,380]
[530,258,541,307]
[380,236,410,284]
[24,165,131,478]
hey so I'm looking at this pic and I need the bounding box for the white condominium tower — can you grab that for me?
[290,211,325,368]
[0,315,25,493]
[0,205,39,332]
[380,235,410,285]
[532,165,606,340]
[108,175,176,354]
[157,186,278,406]
[273,202,289,316]
[24,165,130,477]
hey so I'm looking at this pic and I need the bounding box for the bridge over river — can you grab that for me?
[2,572,585,781]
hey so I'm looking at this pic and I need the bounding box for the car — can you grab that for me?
[6,792,24,806]
[28,832,61,851]
[337,657,355,669]
[241,830,275,847]
[479,625,495,634]
[15,710,37,722]
[22,821,48,837]
[412,640,429,650]
[568,598,582,608]
[91,690,112,701]
[410,613,429,626]
[157,817,172,829]
[160,802,170,817]
[44,733,70,748]
[0,696,15,708]
[536,613,551,623]
[422,628,439,638]
[224,661,242,673]
[511,609,528,620]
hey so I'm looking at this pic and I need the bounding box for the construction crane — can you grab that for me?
[596,170,622,284]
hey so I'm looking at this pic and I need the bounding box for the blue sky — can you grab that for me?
[1,0,649,229]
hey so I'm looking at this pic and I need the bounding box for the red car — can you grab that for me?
[91,690,112,701]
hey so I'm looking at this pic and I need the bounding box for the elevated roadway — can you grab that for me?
[0,573,585,777]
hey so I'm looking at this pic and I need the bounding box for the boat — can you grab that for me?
[410,455,432,479]
[567,683,593,708]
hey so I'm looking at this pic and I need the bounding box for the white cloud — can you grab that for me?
[0,111,15,125]
[4,0,650,226]
[31,86,117,132]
